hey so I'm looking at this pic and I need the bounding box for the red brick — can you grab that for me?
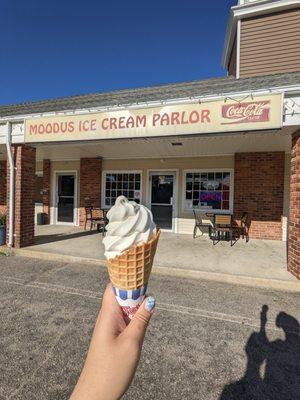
[234,152,284,240]
[288,130,300,280]
[79,158,102,226]
[6,145,36,248]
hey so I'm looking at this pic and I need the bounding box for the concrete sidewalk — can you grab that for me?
[11,225,297,288]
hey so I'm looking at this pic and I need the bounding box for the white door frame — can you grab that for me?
[53,170,78,226]
[146,169,179,233]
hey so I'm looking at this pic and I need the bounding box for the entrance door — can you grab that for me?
[56,173,76,224]
[150,173,175,230]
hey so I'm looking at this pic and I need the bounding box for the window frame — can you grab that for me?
[182,168,234,214]
[101,170,143,209]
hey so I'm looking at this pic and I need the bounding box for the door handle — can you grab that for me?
[170,197,173,206]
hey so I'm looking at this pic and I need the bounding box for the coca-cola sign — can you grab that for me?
[221,101,270,124]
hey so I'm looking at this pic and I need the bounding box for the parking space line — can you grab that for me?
[0,276,290,333]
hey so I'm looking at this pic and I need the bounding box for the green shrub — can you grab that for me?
[0,213,6,226]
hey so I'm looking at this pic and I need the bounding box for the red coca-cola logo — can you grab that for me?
[221,101,270,124]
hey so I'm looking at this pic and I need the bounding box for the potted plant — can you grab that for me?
[0,213,6,246]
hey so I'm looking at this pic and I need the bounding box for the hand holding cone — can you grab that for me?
[103,196,160,319]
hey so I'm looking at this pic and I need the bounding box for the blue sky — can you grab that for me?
[1,0,236,105]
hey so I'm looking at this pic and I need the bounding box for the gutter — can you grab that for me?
[6,122,14,247]
[0,85,300,124]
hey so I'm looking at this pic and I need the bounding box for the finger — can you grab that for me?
[100,283,119,314]
[97,283,126,337]
[123,296,155,344]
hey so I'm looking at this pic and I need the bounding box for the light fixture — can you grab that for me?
[171,142,183,146]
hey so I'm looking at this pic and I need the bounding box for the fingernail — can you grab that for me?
[145,296,155,312]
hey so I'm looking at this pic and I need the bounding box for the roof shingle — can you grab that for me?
[1,72,300,118]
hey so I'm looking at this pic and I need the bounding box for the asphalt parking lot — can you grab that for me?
[0,256,299,400]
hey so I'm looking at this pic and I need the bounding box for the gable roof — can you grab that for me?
[1,72,300,118]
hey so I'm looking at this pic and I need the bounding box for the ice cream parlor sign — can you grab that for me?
[25,93,282,143]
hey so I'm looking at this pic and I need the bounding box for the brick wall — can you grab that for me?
[0,160,7,214]
[6,145,36,248]
[288,131,300,280]
[79,158,102,226]
[234,152,285,240]
[43,159,51,224]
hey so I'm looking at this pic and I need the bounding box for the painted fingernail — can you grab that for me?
[145,296,155,312]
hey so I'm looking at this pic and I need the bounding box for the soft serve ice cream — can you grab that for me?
[103,196,156,259]
[103,196,159,319]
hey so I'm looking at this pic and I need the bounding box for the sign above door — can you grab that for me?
[24,93,282,143]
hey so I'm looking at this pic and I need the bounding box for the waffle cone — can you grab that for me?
[106,229,160,290]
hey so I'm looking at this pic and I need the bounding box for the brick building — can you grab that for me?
[0,0,299,279]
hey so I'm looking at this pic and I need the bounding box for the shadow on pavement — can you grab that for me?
[33,229,99,245]
[220,305,300,400]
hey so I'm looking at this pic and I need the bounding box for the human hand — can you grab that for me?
[70,283,155,400]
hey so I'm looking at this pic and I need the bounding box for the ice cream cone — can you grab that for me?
[106,228,160,289]
[106,229,160,319]
[102,195,159,319]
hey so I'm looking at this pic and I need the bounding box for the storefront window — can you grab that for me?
[184,171,232,212]
[103,171,142,207]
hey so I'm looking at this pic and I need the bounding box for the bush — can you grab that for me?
[0,213,6,226]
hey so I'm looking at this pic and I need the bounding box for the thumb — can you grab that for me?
[123,296,155,344]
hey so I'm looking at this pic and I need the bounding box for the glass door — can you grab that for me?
[56,174,75,224]
[150,173,175,230]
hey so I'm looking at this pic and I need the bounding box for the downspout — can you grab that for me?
[6,122,14,247]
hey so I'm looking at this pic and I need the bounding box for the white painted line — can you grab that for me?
[1,276,297,334]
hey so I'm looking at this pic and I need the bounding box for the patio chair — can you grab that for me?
[84,206,107,236]
[211,214,234,246]
[234,212,250,242]
[193,209,212,238]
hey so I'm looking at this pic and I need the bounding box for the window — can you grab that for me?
[184,170,232,212]
[103,171,142,208]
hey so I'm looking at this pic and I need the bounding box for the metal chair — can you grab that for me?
[211,214,234,246]
[235,212,250,242]
[193,209,212,238]
[84,206,107,236]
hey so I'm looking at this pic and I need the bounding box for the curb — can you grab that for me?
[12,248,300,293]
